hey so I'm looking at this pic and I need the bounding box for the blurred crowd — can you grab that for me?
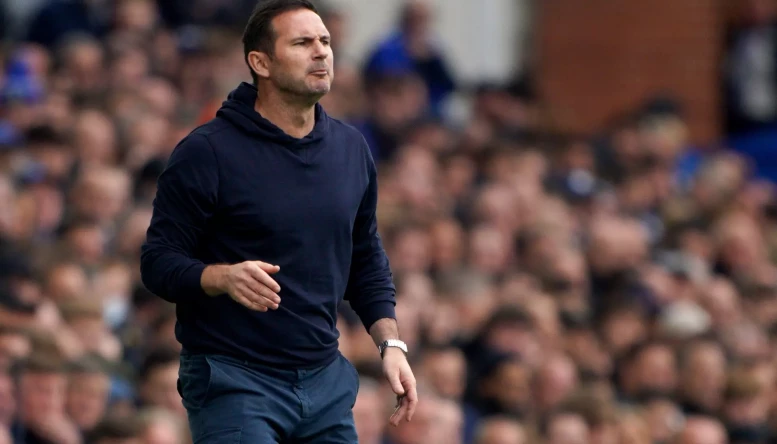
[1,1,777,444]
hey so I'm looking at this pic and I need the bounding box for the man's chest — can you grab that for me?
[213,146,367,238]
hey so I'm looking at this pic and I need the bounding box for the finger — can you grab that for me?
[387,373,405,397]
[246,264,282,293]
[405,384,418,422]
[236,294,267,312]
[243,280,281,307]
[241,273,280,303]
[390,402,408,426]
[239,284,279,310]
[254,261,281,274]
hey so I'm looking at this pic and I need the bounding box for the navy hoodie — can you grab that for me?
[140,82,396,368]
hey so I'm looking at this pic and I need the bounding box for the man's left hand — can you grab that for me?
[382,347,418,426]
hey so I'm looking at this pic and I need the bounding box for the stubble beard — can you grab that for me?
[274,71,331,104]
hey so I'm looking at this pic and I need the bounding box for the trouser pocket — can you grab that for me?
[178,354,215,411]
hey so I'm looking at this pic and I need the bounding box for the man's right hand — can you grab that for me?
[202,261,281,311]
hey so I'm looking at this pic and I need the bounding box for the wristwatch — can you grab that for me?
[378,339,408,358]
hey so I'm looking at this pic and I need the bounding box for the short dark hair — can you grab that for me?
[67,353,109,375]
[242,0,319,85]
[11,352,66,382]
[25,125,68,147]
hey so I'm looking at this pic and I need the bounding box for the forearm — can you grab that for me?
[200,264,230,296]
[368,317,399,347]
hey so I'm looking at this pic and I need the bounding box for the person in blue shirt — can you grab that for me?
[363,0,456,117]
[139,1,418,442]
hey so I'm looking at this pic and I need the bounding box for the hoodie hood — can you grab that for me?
[216,82,329,146]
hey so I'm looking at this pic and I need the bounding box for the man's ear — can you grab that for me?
[248,51,271,80]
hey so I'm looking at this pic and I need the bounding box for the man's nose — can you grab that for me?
[313,40,329,59]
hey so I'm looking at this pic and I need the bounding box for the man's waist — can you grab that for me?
[177,323,340,370]
[180,346,341,374]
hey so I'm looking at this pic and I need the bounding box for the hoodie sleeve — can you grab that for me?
[140,134,218,304]
[344,139,397,332]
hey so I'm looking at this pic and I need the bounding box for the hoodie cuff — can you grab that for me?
[358,300,396,332]
[180,262,209,300]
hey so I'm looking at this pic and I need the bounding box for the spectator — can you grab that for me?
[65,354,112,436]
[363,1,456,118]
[11,353,81,444]
[417,345,467,401]
[677,339,727,416]
[533,353,580,417]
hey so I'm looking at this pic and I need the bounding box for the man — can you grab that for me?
[10,353,82,444]
[65,355,112,436]
[139,1,417,442]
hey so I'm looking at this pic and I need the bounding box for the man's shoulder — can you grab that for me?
[168,118,233,161]
[171,117,235,155]
[325,115,369,150]
[189,116,234,140]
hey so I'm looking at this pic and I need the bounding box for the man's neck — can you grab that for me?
[254,88,317,139]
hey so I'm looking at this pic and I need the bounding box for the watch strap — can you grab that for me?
[378,339,408,358]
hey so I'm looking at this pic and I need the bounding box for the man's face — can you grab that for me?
[634,345,677,396]
[45,263,89,303]
[468,225,510,275]
[422,350,466,400]
[681,344,726,410]
[19,371,67,423]
[66,372,111,431]
[481,361,531,415]
[266,9,333,101]
[535,356,578,413]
